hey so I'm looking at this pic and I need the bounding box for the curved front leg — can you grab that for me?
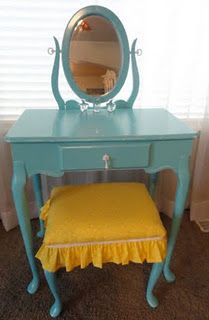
[146,262,163,308]
[32,174,44,238]
[12,161,39,294]
[44,271,62,318]
[163,155,190,282]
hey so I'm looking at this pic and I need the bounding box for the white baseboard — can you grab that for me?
[1,201,39,231]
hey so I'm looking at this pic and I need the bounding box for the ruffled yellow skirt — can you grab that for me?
[36,183,167,272]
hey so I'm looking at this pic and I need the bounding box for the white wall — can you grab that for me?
[70,41,121,71]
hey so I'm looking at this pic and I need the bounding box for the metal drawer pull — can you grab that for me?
[102,153,111,169]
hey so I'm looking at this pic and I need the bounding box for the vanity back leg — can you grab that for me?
[149,173,158,199]
[32,174,45,238]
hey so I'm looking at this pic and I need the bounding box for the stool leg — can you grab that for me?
[146,262,163,308]
[44,270,62,318]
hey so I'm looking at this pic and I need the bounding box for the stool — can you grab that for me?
[36,182,167,317]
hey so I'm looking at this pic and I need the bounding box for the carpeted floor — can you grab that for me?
[0,213,209,320]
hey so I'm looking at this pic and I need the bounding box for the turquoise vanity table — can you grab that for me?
[5,5,196,315]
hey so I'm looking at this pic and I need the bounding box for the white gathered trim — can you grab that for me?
[46,235,165,248]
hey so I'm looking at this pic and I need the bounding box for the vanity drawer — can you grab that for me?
[60,143,151,170]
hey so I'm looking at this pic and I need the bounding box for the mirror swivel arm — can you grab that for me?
[127,39,140,108]
[51,37,65,110]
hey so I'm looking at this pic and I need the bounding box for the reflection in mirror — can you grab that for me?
[69,15,121,97]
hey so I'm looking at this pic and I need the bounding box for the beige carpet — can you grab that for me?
[0,213,209,320]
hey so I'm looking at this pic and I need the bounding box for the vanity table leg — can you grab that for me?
[149,173,158,199]
[12,161,39,294]
[163,157,190,282]
[146,262,163,308]
[44,271,62,317]
[32,174,44,238]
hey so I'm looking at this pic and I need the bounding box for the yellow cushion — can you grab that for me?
[36,183,167,272]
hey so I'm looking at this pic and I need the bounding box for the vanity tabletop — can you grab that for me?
[5,108,196,143]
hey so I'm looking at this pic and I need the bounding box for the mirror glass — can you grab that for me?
[69,15,121,97]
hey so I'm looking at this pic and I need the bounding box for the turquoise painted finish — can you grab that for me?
[32,174,44,238]
[51,37,65,110]
[6,107,197,312]
[12,162,39,294]
[5,3,197,314]
[8,139,192,177]
[60,142,150,170]
[44,271,62,317]
[5,108,196,143]
[149,173,158,198]
[62,5,130,105]
[146,262,163,308]
[51,5,139,110]
[65,99,80,110]
[5,109,196,178]
[163,154,190,283]
[127,39,140,107]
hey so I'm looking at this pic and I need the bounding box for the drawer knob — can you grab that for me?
[102,153,110,169]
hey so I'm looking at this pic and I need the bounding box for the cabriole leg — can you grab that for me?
[44,270,62,318]
[32,174,44,238]
[12,161,39,294]
[146,262,163,308]
[163,157,190,282]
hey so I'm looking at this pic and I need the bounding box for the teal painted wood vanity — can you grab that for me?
[5,4,197,316]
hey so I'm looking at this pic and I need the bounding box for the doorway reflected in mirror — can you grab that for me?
[69,15,121,97]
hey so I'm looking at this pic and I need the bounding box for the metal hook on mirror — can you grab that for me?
[48,47,56,55]
[135,48,142,56]
[48,47,62,55]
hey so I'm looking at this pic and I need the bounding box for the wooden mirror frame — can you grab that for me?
[62,6,130,104]
[50,5,140,110]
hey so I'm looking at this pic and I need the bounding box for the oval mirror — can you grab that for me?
[70,15,121,97]
[62,6,130,104]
